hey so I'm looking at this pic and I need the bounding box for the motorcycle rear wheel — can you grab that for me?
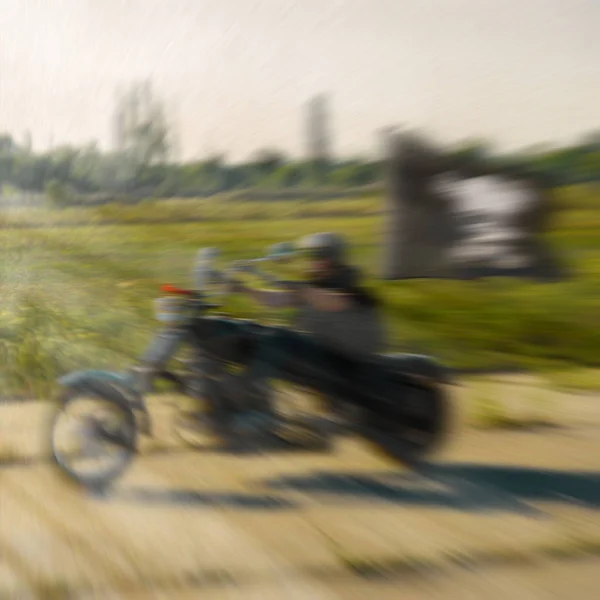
[360,383,450,469]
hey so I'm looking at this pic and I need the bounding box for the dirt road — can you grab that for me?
[0,384,599,599]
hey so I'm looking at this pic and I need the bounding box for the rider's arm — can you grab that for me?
[231,280,301,309]
[230,272,353,312]
[239,282,353,312]
[304,287,352,312]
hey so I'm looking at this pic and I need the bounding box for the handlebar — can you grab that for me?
[159,244,299,300]
[157,246,298,323]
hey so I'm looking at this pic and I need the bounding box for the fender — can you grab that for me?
[58,370,152,436]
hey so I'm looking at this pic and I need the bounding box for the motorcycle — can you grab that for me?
[49,244,455,491]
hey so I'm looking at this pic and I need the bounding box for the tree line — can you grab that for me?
[1,81,599,208]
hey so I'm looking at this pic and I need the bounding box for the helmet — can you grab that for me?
[297,232,347,264]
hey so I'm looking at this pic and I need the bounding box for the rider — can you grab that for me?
[231,232,387,353]
[228,232,389,413]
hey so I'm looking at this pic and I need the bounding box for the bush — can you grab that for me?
[45,179,75,209]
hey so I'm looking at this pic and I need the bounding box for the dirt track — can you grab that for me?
[1,385,599,599]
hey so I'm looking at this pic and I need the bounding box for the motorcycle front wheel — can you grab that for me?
[50,387,138,491]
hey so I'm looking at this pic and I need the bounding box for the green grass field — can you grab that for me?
[0,187,599,397]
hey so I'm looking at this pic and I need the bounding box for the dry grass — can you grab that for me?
[0,371,597,469]
[1,376,599,598]
[0,440,20,463]
[544,368,600,393]
[461,376,564,430]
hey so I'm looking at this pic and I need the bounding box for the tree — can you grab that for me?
[0,134,17,155]
[579,131,600,151]
[330,159,379,187]
[11,154,51,191]
[249,149,287,182]
[0,134,17,185]
[262,163,303,188]
[448,138,491,167]
[112,80,173,180]
[46,146,79,184]
[46,179,73,208]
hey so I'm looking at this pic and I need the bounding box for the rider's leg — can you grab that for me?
[246,327,402,422]
[245,327,360,407]
[243,327,309,406]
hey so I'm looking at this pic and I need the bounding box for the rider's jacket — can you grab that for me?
[293,265,388,359]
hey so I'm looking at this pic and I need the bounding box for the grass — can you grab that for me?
[545,368,600,393]
[0,186,598,397]
[0,194,383,228]
[464,377,564,430]
[340,536,600,581]
[321,504,600,580]
[10,537,600,599]
[0,440,19,463]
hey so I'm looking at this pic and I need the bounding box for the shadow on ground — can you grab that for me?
[117,463,600,515]
[119,487,298,510]
[259,463,600,513]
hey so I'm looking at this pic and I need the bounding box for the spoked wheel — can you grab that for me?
[361,384,450,469]
[50,388,137,491]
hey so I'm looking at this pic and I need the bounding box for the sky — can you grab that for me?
[1,0,599,162]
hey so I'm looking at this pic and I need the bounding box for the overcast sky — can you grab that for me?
[1,0,598,161]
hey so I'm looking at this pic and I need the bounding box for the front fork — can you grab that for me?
[133,326,220,411]
[133,327,277,435]
[132,326,189,394]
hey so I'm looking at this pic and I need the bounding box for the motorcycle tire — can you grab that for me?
[49,386,138,492]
